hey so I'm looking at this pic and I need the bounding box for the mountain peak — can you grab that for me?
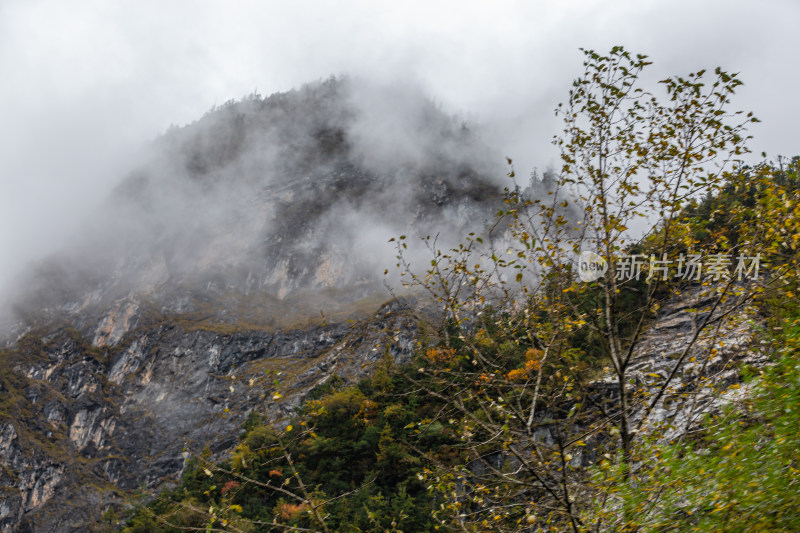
[7,78,502,337]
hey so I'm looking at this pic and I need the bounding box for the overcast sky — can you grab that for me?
[0,0,797,289]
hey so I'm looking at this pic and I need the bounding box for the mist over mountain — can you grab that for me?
[1,3,796,530]
[0,76,510,531]
[3,76,503,338]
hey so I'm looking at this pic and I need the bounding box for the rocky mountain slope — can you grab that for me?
[0,78,503,532]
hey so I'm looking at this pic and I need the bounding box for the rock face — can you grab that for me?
[624,284,767,439]
[583,282,768,458]
[0,78,501,532]
[0,298,422,532]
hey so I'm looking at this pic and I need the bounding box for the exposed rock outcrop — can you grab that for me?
[0,297,422,532]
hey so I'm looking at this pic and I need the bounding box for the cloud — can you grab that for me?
[0,0,797,293]
[0,76,508,334]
